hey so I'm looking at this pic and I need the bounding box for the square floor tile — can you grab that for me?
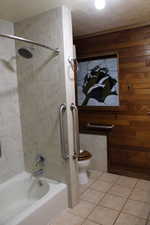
[99,173,120,184]
[91,180,113,192]
[82,220,101,225]
[129,189,150,203]
[135,180,150,192]
[88,170,103,180]
[51,211,84,225]
[122,199,150,219]
[81,188,105,204]
[80,184,90,194]
[116,176,138,189]
[114,213,146,225]
[80,179,95,194]
[99,194,127,211]
[108,185,132,198]
[68,200,96,218]
[88,206,119,225]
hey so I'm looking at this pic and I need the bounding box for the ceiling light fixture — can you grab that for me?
[95,0,106,9]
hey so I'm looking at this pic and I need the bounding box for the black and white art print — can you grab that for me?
[77,56,119,106]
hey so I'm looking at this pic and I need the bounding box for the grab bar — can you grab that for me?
[70,103,80,160]
[59,104,69,160]
[87,123,114,129]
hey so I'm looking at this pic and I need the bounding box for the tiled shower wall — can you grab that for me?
[15,7,75,183]
[0,20,24,182]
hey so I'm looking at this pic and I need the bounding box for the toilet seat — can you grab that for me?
[78,150,92,161]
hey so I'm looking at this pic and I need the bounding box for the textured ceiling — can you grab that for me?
[0,0,150,37]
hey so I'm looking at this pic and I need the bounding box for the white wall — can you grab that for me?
[80,134,107,172]
[0,19,24,183]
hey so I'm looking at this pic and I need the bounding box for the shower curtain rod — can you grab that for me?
[0,33,60,55]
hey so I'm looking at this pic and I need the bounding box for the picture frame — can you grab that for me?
[76,53,120,109]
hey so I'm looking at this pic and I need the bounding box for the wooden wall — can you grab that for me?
[74,26,150,179]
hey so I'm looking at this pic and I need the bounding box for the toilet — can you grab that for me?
[78,150,92,185]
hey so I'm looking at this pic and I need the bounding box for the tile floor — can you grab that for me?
[51,170,150,225]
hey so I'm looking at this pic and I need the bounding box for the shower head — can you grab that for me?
[18,47,33,59]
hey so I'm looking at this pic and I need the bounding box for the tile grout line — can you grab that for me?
[52,172,150,225]
[80,173,105,225]
[73,172,105,225]
[121,179,150,224]
[80,175,140,225]
[80,171,104,195]
[78,174,149,225]
[80,173,121,225]
[111,178,144,225]
[83,173,119,225]
[50,172,104,225]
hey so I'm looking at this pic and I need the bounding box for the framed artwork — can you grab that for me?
[76,54,119,107]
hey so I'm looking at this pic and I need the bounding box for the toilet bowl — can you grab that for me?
[78,150,92,185]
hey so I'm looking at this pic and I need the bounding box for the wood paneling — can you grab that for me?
[74,25,150,179]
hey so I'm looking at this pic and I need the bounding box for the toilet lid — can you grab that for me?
[78,150,92,161]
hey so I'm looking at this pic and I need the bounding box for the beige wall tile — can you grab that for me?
[15,8,67,182]
[14,6,77,189]
[15,7,79,207]
[0,19,24,182]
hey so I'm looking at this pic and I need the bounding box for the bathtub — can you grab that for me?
[0,172,68,225]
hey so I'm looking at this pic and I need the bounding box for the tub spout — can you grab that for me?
[32,168,44,177]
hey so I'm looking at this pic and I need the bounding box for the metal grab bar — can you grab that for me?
[0,33,60,54]
[70,103,80,160]
[59,104,69,160]
[87,123,114,129]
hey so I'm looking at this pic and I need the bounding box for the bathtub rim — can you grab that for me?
[0,171,67,225]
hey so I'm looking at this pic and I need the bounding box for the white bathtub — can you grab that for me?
[0,172,68,225]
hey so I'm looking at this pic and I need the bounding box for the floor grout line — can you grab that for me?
[80,172,113,225]
[80,173,122,225]
[80,172,105,225]
[80,174,148,225]
[112,176,139,225]
[81,173,144,225]
[51,171,150,225]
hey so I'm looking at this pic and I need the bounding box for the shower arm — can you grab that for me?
[0,33,60,55]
